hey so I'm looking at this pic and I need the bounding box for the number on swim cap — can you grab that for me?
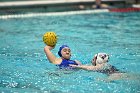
[43,32,57,47]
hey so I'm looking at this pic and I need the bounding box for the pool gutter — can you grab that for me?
[0,0,126,8]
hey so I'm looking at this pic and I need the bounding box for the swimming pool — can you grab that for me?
[0,12,140,93]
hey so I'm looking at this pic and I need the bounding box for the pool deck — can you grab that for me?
[0,0,126,7]
[0,0,139,19]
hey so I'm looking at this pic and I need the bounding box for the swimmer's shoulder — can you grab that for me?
[52,58,62,65]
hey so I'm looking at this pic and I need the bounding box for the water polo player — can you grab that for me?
[44,45,81,69]
[70,53,121,75]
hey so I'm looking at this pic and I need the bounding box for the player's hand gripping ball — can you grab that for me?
[43,32,57,47]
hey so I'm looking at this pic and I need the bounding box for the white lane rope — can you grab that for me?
[0,9,109,19]
[132,4,140,8]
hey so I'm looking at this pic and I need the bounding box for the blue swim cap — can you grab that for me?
[58,45,69,57]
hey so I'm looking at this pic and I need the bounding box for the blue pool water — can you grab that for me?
[0,12,140,93]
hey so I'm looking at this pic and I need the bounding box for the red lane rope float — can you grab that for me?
[109,8,140,12]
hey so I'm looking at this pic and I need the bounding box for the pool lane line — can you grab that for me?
[0,9,109,19]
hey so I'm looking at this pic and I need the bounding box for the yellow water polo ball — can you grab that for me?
[43,32,57,46]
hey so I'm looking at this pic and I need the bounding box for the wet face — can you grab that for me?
[61,47,71,59]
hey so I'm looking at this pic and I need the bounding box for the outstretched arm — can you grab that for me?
[74,60,82,65]
[70,64,103,71]
[44,45,61,64]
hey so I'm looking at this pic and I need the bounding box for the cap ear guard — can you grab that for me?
[106,54,109,62]
[58,51,62,57]
[92,54,98,66]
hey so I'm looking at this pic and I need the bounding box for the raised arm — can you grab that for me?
[44,45,61,64]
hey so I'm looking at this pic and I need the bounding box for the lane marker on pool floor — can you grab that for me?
[0,9,109,19]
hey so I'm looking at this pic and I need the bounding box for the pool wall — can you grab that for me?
[0,0,129,15]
